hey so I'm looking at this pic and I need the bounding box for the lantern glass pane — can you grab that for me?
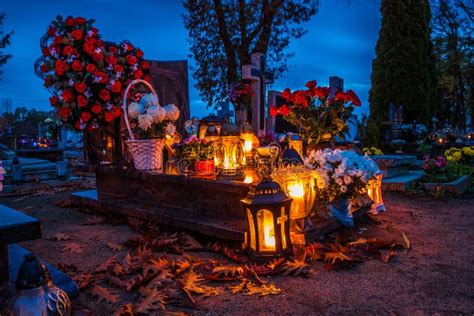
[246,208,256,251]
[257,209,276,252]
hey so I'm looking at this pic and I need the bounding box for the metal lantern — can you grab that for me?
[240,123,259,163]
[6,254,71,316]
[288,134,303,158]
[241,180,292,259]
[215,124,245,179]
[367,173,386,214]
[273,167,317,245]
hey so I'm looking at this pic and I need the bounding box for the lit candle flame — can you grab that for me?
[263,217,275,248]
[244,140,253,153]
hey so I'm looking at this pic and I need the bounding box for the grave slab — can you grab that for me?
[422,175,471,195]
[382,171,424,191]
[371,155,417,179]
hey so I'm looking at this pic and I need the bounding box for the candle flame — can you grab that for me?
[263,217,275,248]
[244,140,253,153]
[288,182,304,198]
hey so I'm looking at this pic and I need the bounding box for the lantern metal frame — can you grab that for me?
[215,135,246,179]
[241,179,293,259]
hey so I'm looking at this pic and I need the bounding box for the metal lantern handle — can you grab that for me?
[122,79,160,141]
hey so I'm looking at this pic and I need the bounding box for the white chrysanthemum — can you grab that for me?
[147,106,166,123]
[138,114,154,131]
[128,102,144,119]
[140,93,158,107]
[164,104,180,121]
[165,122,177,136]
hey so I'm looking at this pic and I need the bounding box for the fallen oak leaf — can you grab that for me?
[56,262,78,274]
[402,231,411,251]
[51,233,73,241]
[91,284,119,304]
[379,249,397,263]
[113,303,135,316]
[180,233,203,251]
[136,287,167,313]
[107,242,124,252]
[228,279,249,294]
[279,260,311,277]
[208,266,244,281]
[72,272,93,290]
[244,282,281,296]
[62,242,84,254]
[324,251,351,265]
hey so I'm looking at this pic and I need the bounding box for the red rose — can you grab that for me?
[58,107,71,119]
[61,90,74,102]
[114,65,124,73]
[41,47,50,56]
[112,106,121,117]
[83,42,95,55]
[126,55,137,65]
[40,64,49,73]
[108,46,118,54]
[49,96,59,107]
[47,26,56,36]
[81,112,91,122]
[133,70,143,79]
[71,60,83,72]
[65,17,76,27]
[314,87,330,99]
[135,49,144,58]
[334,90,346,102]
[305,80,317,89]
[89,27,99,36]
[91,104,102,114]
[74,82,87,93]
[127,43,134,51]
[62,45,76,56]
[104,111,115,122]
[111,81,122,94]
[269,106,278,117]
[44,76,53,88]
[281,88,292,102]
[140,60,149,69]
[77,95,88,107]
[345,90,361,106]
[292,90,309,107]
[99,89,110,101]
[54,36,64,44]
[94,71,108,83]
[85,63,96,73]
[70,29,83,41]
[55,60,68,76]
[75,17,86,25]
[93,52,104,62]
[277,104,291,116]
[143,75,152,83]
[106,55,117,65]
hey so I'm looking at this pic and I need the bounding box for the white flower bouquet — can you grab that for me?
[127,93,179,139]
[304,148,378,202]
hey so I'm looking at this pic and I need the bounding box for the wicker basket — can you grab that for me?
[123,79,164,171]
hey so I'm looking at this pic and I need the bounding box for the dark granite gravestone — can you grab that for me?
[389,103,404,140]
[267,90,298,134]
[148,60,190,134]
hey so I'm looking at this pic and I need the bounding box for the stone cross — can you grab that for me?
[242,53,275,135]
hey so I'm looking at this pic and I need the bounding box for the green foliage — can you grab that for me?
[175,138,215,161]
[367,0,438,146]
[431,0,473,130]
[416,141,433,155]
[0,13,14,80]
[362,146,383,156]
[182,0,319,109]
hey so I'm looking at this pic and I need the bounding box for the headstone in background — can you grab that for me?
[216,100,234,122]
[267,90,298,135]
[148,60,190,134]
[329,76,344,97]
[389,103,404,140]
[242,53,275,136]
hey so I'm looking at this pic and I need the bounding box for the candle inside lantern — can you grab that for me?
[262,213,275,249]
[244,139,253,154]
[287,181,305,216]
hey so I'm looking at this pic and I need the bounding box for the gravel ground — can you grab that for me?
[1,189,474,315]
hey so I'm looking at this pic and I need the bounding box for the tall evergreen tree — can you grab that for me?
[0,13,13,81]
[366,0,438,146]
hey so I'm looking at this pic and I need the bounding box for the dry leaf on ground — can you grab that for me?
[62,242,84,254]
[91,285,120,304]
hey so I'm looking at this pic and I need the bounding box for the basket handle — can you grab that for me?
[122,79,160,141]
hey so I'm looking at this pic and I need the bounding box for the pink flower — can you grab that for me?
[184,135,198,144]
[434,156,447,168]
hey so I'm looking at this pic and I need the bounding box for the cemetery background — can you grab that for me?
[0,0,473,315]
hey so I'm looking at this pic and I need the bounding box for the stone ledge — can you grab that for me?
[422,175,471,195]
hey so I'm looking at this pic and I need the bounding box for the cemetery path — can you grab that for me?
[2,190,473,315]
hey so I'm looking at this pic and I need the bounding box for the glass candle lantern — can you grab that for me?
[215,135,245,177]
[288,134,303,159]
[241,180,292,258]
[367,173,385,214]
[241,123,260,163]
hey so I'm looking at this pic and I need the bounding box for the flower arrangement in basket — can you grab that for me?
[270,80,360,146]
[35,15,150,131]
[124,79,180,171]
[174,136,215,176]
[228,81,253,111]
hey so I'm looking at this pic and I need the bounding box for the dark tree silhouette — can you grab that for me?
[0,13,13,81]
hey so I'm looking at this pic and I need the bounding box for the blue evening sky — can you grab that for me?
[0,0,380,118]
